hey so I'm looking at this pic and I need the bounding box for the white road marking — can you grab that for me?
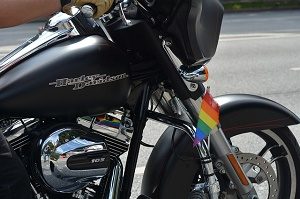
[219,33,300,42]
[0,45,18,59]
[0,45,17,53]
[135,166,145,175]
[290,67,300,71]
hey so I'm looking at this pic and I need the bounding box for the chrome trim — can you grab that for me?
[162,40,182,69]
[210,127,258,198]
[46,12,74,28]
[106,158,123,199]
[40,127,109,193]
[162,40,203,92]
[4,119,38,150]
[119,3,132,26]
[3,118,36,135]
[0,12,79,74]
[97,19,114,42]
[180,66,208,83]
[79,114,134,144]
[81,5,95,18]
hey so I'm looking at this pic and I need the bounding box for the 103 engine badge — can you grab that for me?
[49,73,129,90]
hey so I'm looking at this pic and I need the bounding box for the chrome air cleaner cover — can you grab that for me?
[39,126,110,193]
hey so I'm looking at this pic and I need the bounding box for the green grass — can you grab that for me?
[223,1,300,11]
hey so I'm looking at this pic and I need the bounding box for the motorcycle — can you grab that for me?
[0,0,300,198]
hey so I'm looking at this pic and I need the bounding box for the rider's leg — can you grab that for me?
[0,133,32,199]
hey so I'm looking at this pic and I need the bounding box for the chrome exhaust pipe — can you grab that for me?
[105,158,123,199]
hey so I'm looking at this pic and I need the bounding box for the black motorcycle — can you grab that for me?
[1,0,300,198]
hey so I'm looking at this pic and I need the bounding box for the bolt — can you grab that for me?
[189,83,198,92]
[220,169,226,174]
[165,41,172,46]
[215,161,222,168]
[233,146,240,153]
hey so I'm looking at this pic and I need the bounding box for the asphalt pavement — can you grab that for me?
[208,10,300,142]
[1,9,300,198]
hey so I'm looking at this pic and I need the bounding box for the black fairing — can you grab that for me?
[0,35,131,118]
[167,0,224,65]
[108,20,205,100]
[137,0,223,65]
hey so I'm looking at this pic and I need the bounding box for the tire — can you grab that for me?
[226,128,300,199]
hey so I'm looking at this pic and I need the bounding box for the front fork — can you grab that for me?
[179,96,259,199]
[210,127,258,199]
[147,110,258,199]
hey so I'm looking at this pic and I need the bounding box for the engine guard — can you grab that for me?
[141,94,300,198]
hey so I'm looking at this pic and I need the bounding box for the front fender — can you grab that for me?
[141,94,300,198]
[215,94,300,135]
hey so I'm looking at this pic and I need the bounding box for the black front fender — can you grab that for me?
[215,94,300,135]
[141,94,300,198]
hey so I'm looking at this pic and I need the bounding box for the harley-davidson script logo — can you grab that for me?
[49,73,129,90]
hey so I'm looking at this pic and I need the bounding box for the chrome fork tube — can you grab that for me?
[210,127,258,199]
[183,98,258,198]
[199,141,220,199]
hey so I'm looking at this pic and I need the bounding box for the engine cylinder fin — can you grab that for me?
[105,140,128,151]
[11,138,30,149]
[94,132,129,146]
[9,134,29,144]
[9,134,31,149]
[92,129,129,158]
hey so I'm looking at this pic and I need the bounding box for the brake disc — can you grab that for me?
[236,153,279,199]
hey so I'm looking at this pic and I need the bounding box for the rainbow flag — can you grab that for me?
[194,89,220,146]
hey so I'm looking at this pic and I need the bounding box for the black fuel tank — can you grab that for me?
[0,35,131,118]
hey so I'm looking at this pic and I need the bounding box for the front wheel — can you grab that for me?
[225,128,300,199]
[141,127,300,199]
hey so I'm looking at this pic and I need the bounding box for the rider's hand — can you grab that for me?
[61,0,114,18]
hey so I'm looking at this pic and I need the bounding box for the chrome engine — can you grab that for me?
[40,126,110,193]
[5,118,129,195]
